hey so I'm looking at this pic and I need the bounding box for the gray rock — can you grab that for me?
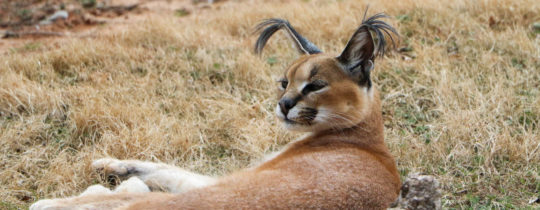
[390,173,442,210]
[40,10,69,25]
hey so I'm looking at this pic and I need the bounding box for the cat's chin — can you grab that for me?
[281,120,330,133]
[278,119,309,132]
[281,117,364,133]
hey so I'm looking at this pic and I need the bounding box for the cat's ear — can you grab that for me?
[337,13,398,88]
[254,19,322,55]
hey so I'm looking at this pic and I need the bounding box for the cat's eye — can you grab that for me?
[302,80,327,95]
[279,80,289,89]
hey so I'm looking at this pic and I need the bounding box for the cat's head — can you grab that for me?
[255,13,397,132]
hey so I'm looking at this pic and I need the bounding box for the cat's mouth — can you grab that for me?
[279,107,318,126]
[284,118,296,124]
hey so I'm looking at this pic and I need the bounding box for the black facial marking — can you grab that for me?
[302,80,328,95]
[299,108,318,124]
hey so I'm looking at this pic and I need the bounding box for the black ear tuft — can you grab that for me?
[254,18,322,55]
[337,11,398,88]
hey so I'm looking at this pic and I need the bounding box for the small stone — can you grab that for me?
[40,10,68,25]
[402,55,412,61]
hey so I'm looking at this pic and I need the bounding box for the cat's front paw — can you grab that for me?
[92,158,131,176]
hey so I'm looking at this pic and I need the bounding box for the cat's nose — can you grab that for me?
[279,98,297,116]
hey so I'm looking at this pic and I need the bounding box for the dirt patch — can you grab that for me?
[0,0,225,52]
[1,0,141,36]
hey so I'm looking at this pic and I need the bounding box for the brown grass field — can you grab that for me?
[1,0,539,209]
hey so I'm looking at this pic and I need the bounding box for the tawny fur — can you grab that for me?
[124,58,401,209]
[31,15,401,210]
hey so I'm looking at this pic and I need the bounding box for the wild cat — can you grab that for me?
[31,12,400,210]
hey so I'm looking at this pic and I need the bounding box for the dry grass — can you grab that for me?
[1,0,539,208]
